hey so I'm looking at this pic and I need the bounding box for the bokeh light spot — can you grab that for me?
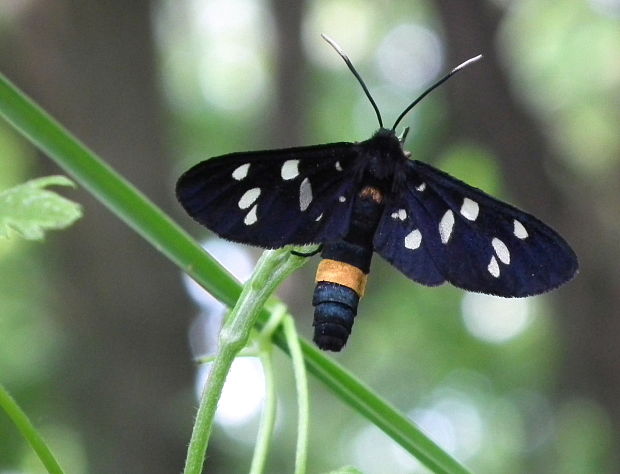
[461,292,532,343]
[195,357,265,426]
[303,0,375,68]
[376,23,443,92]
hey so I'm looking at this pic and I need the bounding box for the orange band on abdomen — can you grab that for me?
[315,259,368,297]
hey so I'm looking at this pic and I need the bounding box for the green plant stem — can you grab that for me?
[0,383,65,474]
[184,248,310,474]
[283,315,309,474]
[249,349,276,474]
[0,72,471,474]
[249,303,287,474]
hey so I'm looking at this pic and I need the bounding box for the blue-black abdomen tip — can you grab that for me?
[312,281,359,351]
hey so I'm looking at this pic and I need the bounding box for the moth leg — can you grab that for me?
[291,245,323,258]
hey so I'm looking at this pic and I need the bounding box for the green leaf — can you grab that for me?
[0,175,82,240]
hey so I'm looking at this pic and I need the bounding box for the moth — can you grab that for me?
[177,35,578,351]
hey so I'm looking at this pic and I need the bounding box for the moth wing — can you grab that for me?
[373,167,445,286]
[176,142,361,248]
[374,160,578,296]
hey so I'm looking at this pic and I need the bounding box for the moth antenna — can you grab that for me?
[391,54,483,131]
[321,34,384,128]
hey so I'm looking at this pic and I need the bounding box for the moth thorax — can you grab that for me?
[359,185,383,204]
[312,259,368,351]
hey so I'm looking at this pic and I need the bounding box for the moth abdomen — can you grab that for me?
[312,282,358,351]
[312,254,369,351]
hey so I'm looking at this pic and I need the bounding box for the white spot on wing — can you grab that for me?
[416,182,426,192]
[392,209,407,221]
[460,198,479,221]
[244,204,258,225]
[339,196,346,203]
[492,237,510,264]
[238,188,261,209]
[281,160,300,180]
[299,177,312,211]
[513,219,528,239]
[335,161,343,171]
[404,229,422,250]
[232,163,250,180]
[439,210,455,244]
[488,256,500,278]
[315,213,323,222]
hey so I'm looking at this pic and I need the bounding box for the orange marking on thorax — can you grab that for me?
[359,186,383,203]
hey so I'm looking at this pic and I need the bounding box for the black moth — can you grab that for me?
[177,35,578,351]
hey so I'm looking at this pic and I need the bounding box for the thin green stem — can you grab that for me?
[184,248,311,474]
[184,344,235,474]
[259,301,288,339]
[0,383,65,474]
[249,303,287,474]
[283,316,309,474]
[249,349,276,474]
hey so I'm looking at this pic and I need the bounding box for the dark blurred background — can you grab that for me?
[0,0,618,472]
